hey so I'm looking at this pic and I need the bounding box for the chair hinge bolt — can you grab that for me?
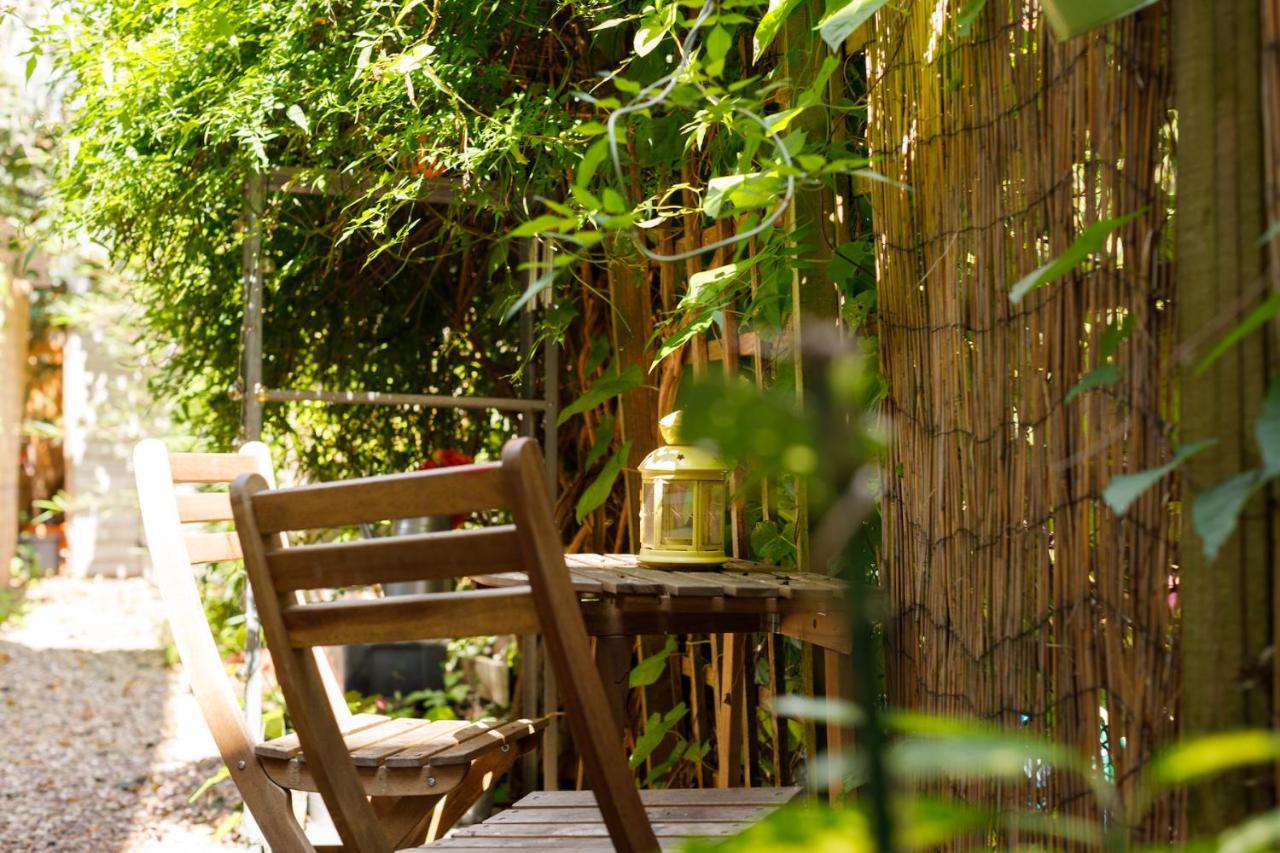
[427,776,437,787]
[237,760,246,770]
[501,744,510,752]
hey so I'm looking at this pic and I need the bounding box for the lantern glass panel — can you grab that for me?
[703,482,725,549]
[661,480,695,545]
[640,481,655,549]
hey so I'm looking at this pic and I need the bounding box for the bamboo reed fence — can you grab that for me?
[867,0,1180,841]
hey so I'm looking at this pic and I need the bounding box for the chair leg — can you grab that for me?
[420,747,522,845]
[373,794,444,849]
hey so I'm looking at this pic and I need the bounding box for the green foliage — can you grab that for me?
[1009,211,1142,304]
[1102,438,1217,517]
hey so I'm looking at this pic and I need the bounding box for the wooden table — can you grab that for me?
[478,554,851,790]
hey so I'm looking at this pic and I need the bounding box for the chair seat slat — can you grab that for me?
[267,526,522,592]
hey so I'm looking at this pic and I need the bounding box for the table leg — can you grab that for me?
[823,650,854,801]
[715,633,747,788]
[595,634,632,736]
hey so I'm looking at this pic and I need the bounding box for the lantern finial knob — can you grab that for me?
[658,410,684,445]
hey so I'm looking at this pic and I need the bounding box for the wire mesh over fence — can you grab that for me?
[867,1,1179,840]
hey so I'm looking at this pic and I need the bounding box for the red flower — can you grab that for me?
[416,448,476,527]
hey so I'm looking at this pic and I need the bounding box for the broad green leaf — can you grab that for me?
[629,702,687,769]
[1043,0,1159,40]
[817,0,891,51]
[589,16,633,31]
[601,187,627,215]
[1147,730,1280,789]
[686,261,752,305]
[890,733,1079,781]
[754,0,804,61]
[1193,469,1263,562]
[634,6,675,57]
[704,173,753,219]
[1064,363,1119,403]
[1102,438,1217,516]
[705,26,733,76]
[576,441,631,522]
[285,104,309,135]
[576,139,609,189]
[558,364,644,426]
[1259,380,1280,477]
[630,636,677,687]
[584,413,616,469]
[1009,211,1142,304]
[1196,291,1280,377]
[1220,807,1280,853]
[1099,313,1134,360]
[956,0,989,36]
[512,214,571,238]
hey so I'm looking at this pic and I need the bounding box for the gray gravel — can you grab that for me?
[0,576,250,851]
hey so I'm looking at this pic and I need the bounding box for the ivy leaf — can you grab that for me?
[1196,291,1280,377]
[1193,470,1263,562]
[576,442,631,522]
[1102,437,1217,516]
[754,0,804,61]
[558,364,644,426]
[285,104,310,135]
[630,636,677,688]
[1257,380,1280,477]
[817,0,891,51]
[1009,211,1142,304]
[1064,364,1119,403]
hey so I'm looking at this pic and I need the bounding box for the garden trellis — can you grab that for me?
[234,167,560,783]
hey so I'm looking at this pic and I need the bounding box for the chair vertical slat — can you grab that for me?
[502,439,659,853]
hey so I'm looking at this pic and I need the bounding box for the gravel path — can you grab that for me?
[0,576,250,851]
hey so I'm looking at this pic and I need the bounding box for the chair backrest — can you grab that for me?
[133,439,348,853]
[231,437,658,853]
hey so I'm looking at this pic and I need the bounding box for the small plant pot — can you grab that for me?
[1041,0,1157,40]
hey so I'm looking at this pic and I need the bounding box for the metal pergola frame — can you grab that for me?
[235,167,559,781]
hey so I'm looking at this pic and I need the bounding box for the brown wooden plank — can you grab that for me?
[487,806,771,824]
[348,719,473,767]
[255,713,388,760]
[427,718,549,766]
[283,587,541,648]
[266,526,521,591]
[425,842,619,851]
[611,565,726,596]
[384,720,505,767]
[184,531,243,564]
[176,492,234,523]
[168,452,261,484]
[512,788,802,808]
[450,821,750,839]
[251,463,506,533]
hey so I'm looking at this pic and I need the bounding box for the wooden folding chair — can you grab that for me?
[231,437,800,852]
[134,439,539,851]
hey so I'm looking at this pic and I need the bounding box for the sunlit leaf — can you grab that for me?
[285,104,309,134]
[772,694,863,726]
[1009,211,1142,304]
[754,0,804,61]
[817,0,891,51]
[1219,807,1280,853]
[1193,469,1263,562]
[1147,730,1280,789]
[1102,438,1217,516]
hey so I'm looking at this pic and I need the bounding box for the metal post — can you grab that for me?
[539,239,559,498]
[240,173,266,792]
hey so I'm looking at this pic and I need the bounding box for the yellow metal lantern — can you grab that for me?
[638,411,728,567]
